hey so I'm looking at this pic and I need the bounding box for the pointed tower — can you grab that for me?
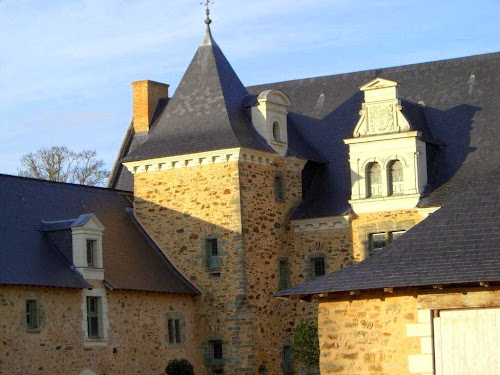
[122,15,310,374]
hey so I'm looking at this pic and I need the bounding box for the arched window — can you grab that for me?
[272,121,281,142]
[388,160,404,195]
[366,162,382,198]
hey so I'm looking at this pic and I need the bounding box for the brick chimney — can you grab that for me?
[131,80,169,133]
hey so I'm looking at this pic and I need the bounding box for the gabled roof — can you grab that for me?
[276,170,500,297]
[123,26,274,163]
[0,174,199,294]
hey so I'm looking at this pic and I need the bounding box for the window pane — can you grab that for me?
[390,230,406,242]
[370,233,387,253]
[278,260,290,290]
[367,163,382,197]
[168,319,174,344]
[389,160,404,195]
[283,345,293,371]
[86,240,94,266]
[210,340,223,361]
[89,317,99,338]
[275,175,285,201]
[312,258,325,278]
[207,239,219,269]
[175,319,181,344]
[87,297,100,338]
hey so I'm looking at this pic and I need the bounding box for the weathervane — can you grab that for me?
[201,0,213,26]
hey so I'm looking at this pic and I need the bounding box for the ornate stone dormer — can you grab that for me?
[251,89,291,156]
[344,78,427,214]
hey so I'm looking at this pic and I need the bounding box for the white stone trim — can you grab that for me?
[416,206,441,218]
[406,308,433,375]
[81,288,109,347]
[292,215,350,232]
[285,156,307,172]
[124,148,278,175]
[349,193,421,214]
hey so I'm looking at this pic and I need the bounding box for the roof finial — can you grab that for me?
[202,0,213,26]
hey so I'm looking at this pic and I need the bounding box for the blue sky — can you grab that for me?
[1,0,499,177]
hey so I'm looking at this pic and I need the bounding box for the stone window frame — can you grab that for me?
[304,252,330,282]
[274,170,286,202]
[282,340,294,375]
[277,258,291,291]
[20,292,44,333]
[201,234,225,275]
[203,337,225,372]
[81,288,109,347]
[165,311,186,348]
[368,230,407,256]
[25,299,40,332]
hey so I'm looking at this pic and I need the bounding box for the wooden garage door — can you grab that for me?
[434,308,500,375]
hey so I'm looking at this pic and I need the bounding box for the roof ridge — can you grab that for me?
[247,51,500,90]
[0,173,134,195]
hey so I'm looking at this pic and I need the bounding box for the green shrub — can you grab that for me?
[165,359,194,375]
[290,318,320,369]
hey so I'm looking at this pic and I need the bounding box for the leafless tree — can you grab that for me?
[18,146,109,186]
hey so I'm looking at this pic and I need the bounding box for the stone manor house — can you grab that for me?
[1,17,499,375]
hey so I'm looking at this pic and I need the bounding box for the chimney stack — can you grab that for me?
[131,80,169,133]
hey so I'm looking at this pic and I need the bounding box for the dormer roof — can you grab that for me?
[124,27,273,163]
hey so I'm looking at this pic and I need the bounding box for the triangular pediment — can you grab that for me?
[360,78,398,91]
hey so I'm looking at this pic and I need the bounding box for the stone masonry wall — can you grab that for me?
[351,209,424,261]
[0,285,198,375]
[133,162,254,374]
[318,291,420,375]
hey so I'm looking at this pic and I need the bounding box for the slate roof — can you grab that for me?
[0,174,199,294]
[276,170,500,297]
[248,52,500,218]
[122,26,274,163]
[110,27,500,218]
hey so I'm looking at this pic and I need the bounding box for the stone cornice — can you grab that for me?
[123,148,279,175]
[292,215,350,232]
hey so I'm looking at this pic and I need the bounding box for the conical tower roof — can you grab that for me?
[125,27,273,162]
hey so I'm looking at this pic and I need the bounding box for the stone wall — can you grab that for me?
[0,285,199,375]
[133,161,254,374]
[238,159,304,374]
[318,291,420,375]
[318,288,500,375]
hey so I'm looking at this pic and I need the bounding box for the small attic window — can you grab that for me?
[272,121,281,142]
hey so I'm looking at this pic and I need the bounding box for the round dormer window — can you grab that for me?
[272,121,281,142]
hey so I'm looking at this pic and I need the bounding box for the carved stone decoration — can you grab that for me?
[367,103,395,133]
[352,78,411,137]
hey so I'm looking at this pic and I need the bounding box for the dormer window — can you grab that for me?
[366,162,382,198]
[250,89,291,155]
[388,160,404,195]
[272,121,281,142]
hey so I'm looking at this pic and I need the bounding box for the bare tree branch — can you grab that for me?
[18,146,109,186]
